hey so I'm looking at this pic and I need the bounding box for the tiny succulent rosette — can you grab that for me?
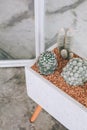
[37,51,58,75]
[61,58,87,86]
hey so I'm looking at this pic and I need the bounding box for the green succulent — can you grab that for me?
[37,51,58,75]
[61,58,87,86]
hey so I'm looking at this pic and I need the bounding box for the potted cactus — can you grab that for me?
[25,28,87,130]
[57,28,73,59]
[61,58,87,86]
[37,51,58,75]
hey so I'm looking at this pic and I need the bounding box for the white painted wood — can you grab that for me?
[0,59,35,67]
[34,0,40,58]
[35,0,45,57]
[25,67,87,130]
[39,0,45,54]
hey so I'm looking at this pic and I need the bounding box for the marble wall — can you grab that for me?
[0,0,35,59]
[0,0,87,60]
[45,0,87,58]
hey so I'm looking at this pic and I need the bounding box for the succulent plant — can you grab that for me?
[64,28,73,51]
[57,28,73,59]
[69,52,74,59]
[60,49,68,59]
[61,58,87,86]
[57,28,65,51]
[37,51,58,75]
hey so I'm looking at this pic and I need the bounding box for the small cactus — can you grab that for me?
[57,28,65,51]
[60,49,68,59]
[69,52,74,59]
[37,51,58,75]
[65,28,73,51]
[61,58,87,86]
[57,28,73,59]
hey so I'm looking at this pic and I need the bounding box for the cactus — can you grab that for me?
[60,49,68,59]
[57,28,65,51]
[65,28,73,51]
[61,58,87,86]
[57,28,73,59]
[69,52,74,59]
[37,51,58,75]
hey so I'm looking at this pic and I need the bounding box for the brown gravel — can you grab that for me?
[31,48,87,108]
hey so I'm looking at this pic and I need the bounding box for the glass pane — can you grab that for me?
[0,0,35,60]
[45,0,87,58]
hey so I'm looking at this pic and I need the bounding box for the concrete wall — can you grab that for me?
[0,0,35,59]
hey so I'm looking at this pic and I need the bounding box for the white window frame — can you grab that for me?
[0,0,45,67]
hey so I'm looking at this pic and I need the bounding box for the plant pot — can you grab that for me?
[25,44,87,130]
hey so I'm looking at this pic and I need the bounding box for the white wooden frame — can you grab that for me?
[0,0,44,67]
